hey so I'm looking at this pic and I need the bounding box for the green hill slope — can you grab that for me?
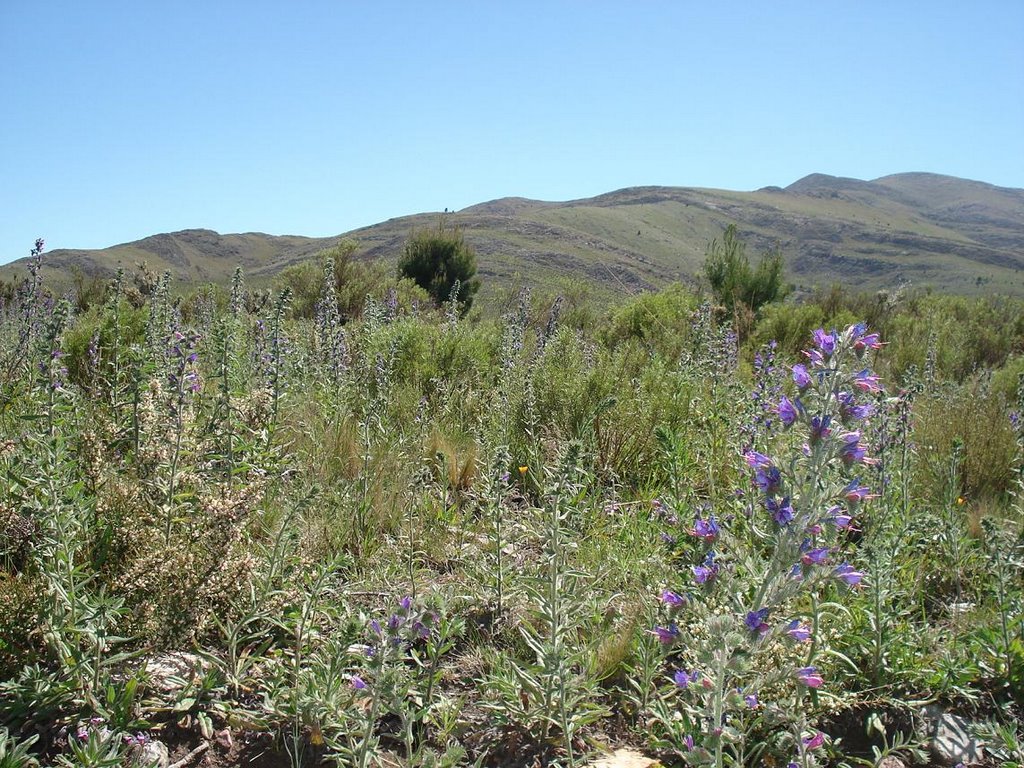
[4,173,1023,299]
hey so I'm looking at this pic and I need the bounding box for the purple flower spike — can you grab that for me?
[809,415,831,445]
[796,666,824,688]
[835,563,864,587]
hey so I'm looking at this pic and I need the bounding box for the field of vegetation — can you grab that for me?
[1,238,1022,768]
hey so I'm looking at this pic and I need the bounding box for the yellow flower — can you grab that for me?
[518,466,528,475]
[956,496,965,505]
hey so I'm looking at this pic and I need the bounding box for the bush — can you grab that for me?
[398,221,480,313]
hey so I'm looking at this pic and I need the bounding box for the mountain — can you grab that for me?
[4,173,1023,300]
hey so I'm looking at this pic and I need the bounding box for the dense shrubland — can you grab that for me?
[0,242,1022,767]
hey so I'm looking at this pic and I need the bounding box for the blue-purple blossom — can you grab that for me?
[786,619,812,642]
[692,551,720,585]
[673,668,699,688]
[689,514,720,542]
[796,666,823,688]
[835,563,864,587]
[778,395,800,427]
[801,546,829,566]
[766,496,795,526]
[754,465,782,496]
[792,363,811,389]
[650,623,681,644]
[745,608,770,636]
[660,590,688,609]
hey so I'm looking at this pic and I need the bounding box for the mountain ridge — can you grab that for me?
[4,172,1023,299]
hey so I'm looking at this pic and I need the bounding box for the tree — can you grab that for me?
[398,221,481,313]
[703,224,787,320]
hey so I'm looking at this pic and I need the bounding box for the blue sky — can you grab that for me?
[2,1,1022,263]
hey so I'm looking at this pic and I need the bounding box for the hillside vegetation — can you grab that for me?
[4,172,1023,301]
[0,246,1022,767]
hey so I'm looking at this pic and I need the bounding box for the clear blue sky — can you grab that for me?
[2,1,1022,263]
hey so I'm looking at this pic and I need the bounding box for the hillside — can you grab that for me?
[4,172,1023,299]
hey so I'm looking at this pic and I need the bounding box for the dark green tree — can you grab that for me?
[703,224,787,320]
[398,221,481,313]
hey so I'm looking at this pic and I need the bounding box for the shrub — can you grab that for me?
[398,221,480,313]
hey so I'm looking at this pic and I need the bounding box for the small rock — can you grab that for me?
[926,710,985,766]
[589,748,659,768]
[144,652,205,693]
[877,757,905,768]
[138,739,170,768]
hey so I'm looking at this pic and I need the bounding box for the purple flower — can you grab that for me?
[778,395,800,427]
[812,329,836,358]
[351,675,367,690]
[743,450,772,469]
[689,514,720,542]
[766,496,794,526]
[809,415,831,445]
[673,668,699,688]
[660,590,688,609]
[785,619,812,643]
[835,563,864,587]
[838,391,874,422]
[801,547,829,566]
[843,480,876,504]
[692,551,720,584]
[650,623,681,644]
[399,596,413,611]
[792,363,811,389]
[803,731,825,750]
[684,734,694,751]
[796,666,823,688]
[754,465,782,496]
[853,330,881,355]
[745,608,770,636]
[853,369,882,393]
[744,693,759,708]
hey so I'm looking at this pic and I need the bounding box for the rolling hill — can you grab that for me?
[4,172,1023,301]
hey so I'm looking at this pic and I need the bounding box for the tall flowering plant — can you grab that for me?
[649,324,882,767]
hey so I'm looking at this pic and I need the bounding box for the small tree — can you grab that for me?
[399,221,481,313]
[703,224,787,332]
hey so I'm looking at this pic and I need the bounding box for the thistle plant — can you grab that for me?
[649,324,882,767]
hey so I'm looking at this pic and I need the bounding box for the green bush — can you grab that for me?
[398,221,481,313]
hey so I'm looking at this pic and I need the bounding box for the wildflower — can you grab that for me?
[853,331,882,355]
[796,666,823,688]
[834,563,864,587]
[766,496,794,526]
[843,479,876,504]
[745,608,770,636]
[785,619,812,643]
[692,551,719,584]
[838,391,874,422]
[673,668,699,688]
[351,675,367,690]
[650,623,681,644]
[744,693,759,708]
[754,465,782,496]
[802,731,825,750]
[690,514,720,542]
[853,369,882,393]
[792,363,811,390]
[812,329,836,358]
[830,511,854,530]
[801,546,829,566]
[809,415,831,445]
[518,465,528,475]
[369,619,382,636]
[660,590,688,609]
[743,450,772,469]
[684,735,694,751]
[778,395,800,427]
[399,595,413,611]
